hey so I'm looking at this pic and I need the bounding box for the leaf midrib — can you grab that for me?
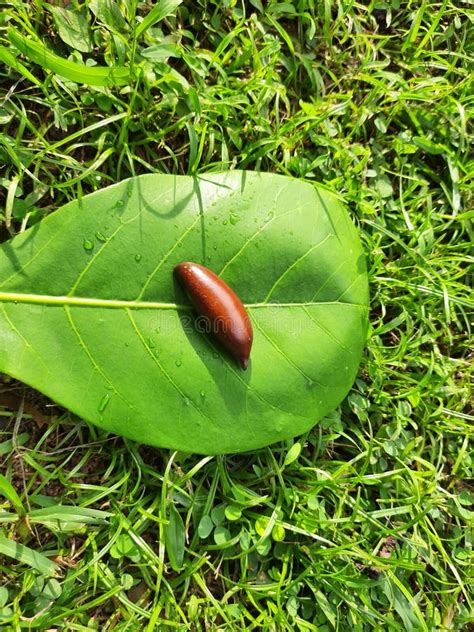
[0,291,366,310]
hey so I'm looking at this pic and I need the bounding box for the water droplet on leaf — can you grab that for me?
[83,239,94,252]
[135,254,142,262]
[95,231,107,242]
[175,359,182,367]
[98,394,110,413]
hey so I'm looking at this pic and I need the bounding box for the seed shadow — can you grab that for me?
[174,277,250,417]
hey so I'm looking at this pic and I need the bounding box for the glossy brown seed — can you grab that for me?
[174,262,253,369]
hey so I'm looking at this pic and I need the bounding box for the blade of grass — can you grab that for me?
[135,0,183,38]
[8,27,130,86]
[0,536,59,576]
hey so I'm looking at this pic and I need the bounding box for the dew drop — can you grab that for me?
[98,394,110,413]
[213,245,217,250]
[115,199,124,208]
[229,213,239,225]
[175,359,182,367]
[95,231,107,242]
[200,390,206,399]
[154,349,160,357]
[306,380,315,390]
[222,219,228,225]
[265,210,275,222]
[148,338,156,348]
[83,238,94,252]
[135,253,142,262]
[183,397,191,406]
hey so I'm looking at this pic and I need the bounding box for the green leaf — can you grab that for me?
[0,172,368,454]
[283,442,301,466]
[0,474,24,512]
[42,578,62,600]
[198,515,214,538]
[164,504,185,571]
[0,433,29,456]
[213,526,231,546]
[47,6,93,53]
[255,516,270,537]
[89,0,126,31]
[0,45,42,86]
[28,505,111,531]
[211,504,227,526]
[110,533,140,560]
[8,28,130,87]
[0,536,58,576]
[135,0,183,38]
[0,513,18,524]
[272,524,286,541]
[412,136,447,155]
[224,505,242,521]
[0,586,8,608]
[141,43,182,62]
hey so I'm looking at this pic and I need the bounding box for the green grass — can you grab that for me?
[0,0,473,629]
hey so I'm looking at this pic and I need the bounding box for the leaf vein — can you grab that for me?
[302,306,354,355]
[310,261,345,302]
[68,216,137,296]
[0,304,51,375]
[65,306,138,414]
[264,233,332,303]
[218,206,305,277]
[0,292,367,309]
[251,315,324,386]
[126,309,217,427]
[135,215,201,300]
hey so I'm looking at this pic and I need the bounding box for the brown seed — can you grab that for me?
[174,262,253,369]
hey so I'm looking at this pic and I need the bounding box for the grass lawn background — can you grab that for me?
[0,1,472,629]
